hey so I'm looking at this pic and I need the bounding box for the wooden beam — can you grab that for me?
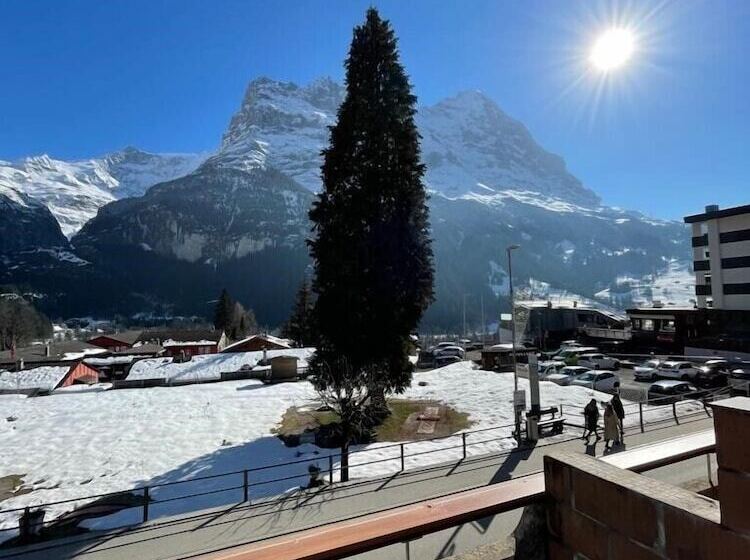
[196,475,545,560]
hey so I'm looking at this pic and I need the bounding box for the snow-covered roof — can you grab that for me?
[0,365,70,392]
[222,333,291,352]
[126,348,315,383]
[162,339,218,348]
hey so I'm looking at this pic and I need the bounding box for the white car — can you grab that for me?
[434,345,465,359]
[538,361,566,380]
[656,361,700,381]
[577,353,620,370]
[634,359,663,381]
[728,368,750,395]
[569,370,620,393]
[544,366,591,386]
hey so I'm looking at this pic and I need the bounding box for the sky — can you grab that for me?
[0,0,748,219]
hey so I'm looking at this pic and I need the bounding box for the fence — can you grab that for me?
[0,388,726,542]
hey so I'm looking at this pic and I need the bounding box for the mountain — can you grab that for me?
[1,77,692,326]
[0,185,69,253]
[0,148,205,237]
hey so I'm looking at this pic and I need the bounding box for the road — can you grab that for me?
[0,414,715,560]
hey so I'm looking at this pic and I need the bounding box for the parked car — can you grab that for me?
[434,345,465,359]
[728,367,750,395]
[551,346,599,365]
[544,366,591,386]
[633,359,663,381]
[655,361,700,381]
[433,341,459,351]
[434,355,462,368]
[569,370,620,393]
[538,360,566,380]
[577,353,620,370]
[647,380,698,403]
[694,362,729,388]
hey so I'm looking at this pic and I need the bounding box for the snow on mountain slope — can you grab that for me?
[417,91,600,207]
[0,148,205,237]
[203,77,344,191]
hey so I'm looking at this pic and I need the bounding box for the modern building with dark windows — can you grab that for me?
[685,203,750,310]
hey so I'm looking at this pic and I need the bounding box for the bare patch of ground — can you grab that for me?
[0,474,30,503]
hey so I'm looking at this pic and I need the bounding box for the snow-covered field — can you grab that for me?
[0,362,702,539]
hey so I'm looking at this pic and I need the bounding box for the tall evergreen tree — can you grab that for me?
[213,288,234,335]
[281,280,316,347]
[308,8,434,480]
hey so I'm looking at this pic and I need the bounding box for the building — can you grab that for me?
[0,361,100,395]
[136,329,227,358]
[516,300,626,350]
[685,203,750,310]
[87,330,143,352]
[221,334,291,353]
[0,340,107,371]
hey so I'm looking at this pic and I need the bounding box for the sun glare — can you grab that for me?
[590,28,635,72]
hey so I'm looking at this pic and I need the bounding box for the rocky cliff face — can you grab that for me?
[0,186,69,253]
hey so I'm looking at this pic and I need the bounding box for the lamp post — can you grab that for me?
[506,244,521,442]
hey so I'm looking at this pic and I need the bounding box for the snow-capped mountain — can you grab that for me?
[0,148,206,237]
[1,76,692,325]
[418,91,599,206]
[201,77,344,191]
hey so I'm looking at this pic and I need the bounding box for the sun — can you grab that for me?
[590,28,635,72]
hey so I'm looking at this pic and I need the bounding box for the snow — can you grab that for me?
[161,339,217,348]
[222,334,291,352]
[0,149,206,237]
[125,348,315,383]
[0,366,69,392]
[0,361,703,538]
[594,259,695,308]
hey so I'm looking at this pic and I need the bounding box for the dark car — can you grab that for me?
[647,380,699,404]
[434,355,462,368]
[694,363,729,388]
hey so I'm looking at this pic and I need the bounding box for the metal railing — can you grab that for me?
[0,388,725,541]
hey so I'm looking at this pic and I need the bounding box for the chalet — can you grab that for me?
[0,361,100,395]
[87,330,143,352]
[0,340,107,371]
[221,334,291,353]
[135,329,227,358]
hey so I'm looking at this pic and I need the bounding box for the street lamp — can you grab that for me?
[506,244,521,442]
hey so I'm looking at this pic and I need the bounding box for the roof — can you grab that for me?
[517,301,626,322]
[118,343,164,356]
[126,348,315,383]
[221,333,291,352]
[136,329,224,346]
[626,307,699,315]
[0,341,107,366]
[0,365,70,391]
[88,330,142,346]
[684,203,750,224]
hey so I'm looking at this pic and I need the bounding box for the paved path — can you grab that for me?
[0,414,715,560]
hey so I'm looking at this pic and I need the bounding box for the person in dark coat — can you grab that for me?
[582,399,600,442]
[611,394,625,443]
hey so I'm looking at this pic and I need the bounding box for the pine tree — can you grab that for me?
[281,280,316,347]
[213,288,234,335]
[308,8,434,481]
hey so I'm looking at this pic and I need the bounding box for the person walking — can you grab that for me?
[603,403,619,450]
[582,398,601,442]
[611,393,625,444]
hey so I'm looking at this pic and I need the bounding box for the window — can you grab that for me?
[632,319,642,329]
[642,319,655,331]
[661,320,676,332]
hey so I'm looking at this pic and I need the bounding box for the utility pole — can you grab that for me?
[480,294,485,344]
[462,293,470,338]
[507,244,521,443]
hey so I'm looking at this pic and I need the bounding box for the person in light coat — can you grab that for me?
[603,403,619,450]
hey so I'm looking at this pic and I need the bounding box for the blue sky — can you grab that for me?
[0,0,747,219]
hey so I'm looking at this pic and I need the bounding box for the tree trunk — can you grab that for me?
[340,440,350,482]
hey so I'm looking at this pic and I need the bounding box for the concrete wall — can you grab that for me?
[544,450,750,559]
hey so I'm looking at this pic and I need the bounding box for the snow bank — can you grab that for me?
[126,348,315,383]
[0,366,69,392]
